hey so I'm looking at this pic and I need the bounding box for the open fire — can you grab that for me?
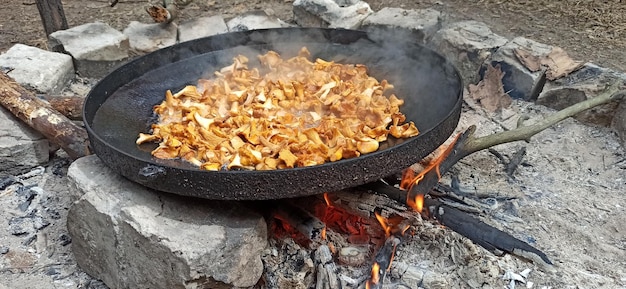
[265,135,520,288]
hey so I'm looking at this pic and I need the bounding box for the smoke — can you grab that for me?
[91,27,461,162]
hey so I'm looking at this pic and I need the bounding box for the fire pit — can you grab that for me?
[75,27,620,288]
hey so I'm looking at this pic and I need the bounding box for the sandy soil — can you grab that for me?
[0,0,625,288]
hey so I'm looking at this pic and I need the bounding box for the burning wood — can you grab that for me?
[271,199,326,244]
[365,236,401,289]
[365,211,410,289]
[0,72,90,159]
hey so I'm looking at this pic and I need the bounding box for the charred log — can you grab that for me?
[425,198,553,266]
[35,0,68,36]
[366,235,402,289]
[362,182,553,266]
[314,245,342,289]
[271,199,326,242]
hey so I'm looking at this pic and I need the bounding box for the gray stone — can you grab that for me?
[178,15,228,43]
[226,11,290,32]
[49,22,129,78]
[537,63,625,127]
[0,107,49,176]
[293,0,372,29]
[431,20,508,85]
[487,37,553,100]
[0,44,74,94]
[66,155,267,289]
[123,21,177,53]
[362,8,441,43]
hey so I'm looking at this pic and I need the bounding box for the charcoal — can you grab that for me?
[59,233,71,246]
[8,217,29,235]
[16,185,38,211]
[0,176,18,190]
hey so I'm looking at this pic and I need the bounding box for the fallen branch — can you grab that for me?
[406,83,626,198]
[0,72,90,159]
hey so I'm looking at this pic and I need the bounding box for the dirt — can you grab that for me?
[0,0,625,289]
[1,0,625,71]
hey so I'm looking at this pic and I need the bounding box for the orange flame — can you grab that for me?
[365,262,381,289]
[323,192,333,207]
[406,193,424,213]
[401,133,461,213]
[374,212,391,237]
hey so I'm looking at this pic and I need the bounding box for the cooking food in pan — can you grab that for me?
[137,47,419,171]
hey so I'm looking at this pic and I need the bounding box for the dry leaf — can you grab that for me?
[514,48,542,72]
[542,47,584,80]
[514,47,583,80]
[468,64,512,112]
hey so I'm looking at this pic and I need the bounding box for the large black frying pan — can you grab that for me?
[84,28,462,200]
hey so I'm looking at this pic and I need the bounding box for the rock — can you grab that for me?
[66,155,268,289]
[431,20,508,85]
[178,15,228,43]
[486,37,553,100]
[293,0,372,29]
[226,11,290,32]
[362,8,441,43]
[49,22,129,78]
[123,21,177,53]
[537,63,625,126]
[0,44,74,94]
[0,107,49,177]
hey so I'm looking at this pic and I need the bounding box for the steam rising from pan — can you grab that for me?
[85,28,462,200]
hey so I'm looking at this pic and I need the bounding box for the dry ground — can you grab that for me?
[1,0,625,71]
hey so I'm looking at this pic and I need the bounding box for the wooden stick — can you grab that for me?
[0,72,90,159]
[35,0,69,36]
[405,83,626,198]
[425,198,553,266]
